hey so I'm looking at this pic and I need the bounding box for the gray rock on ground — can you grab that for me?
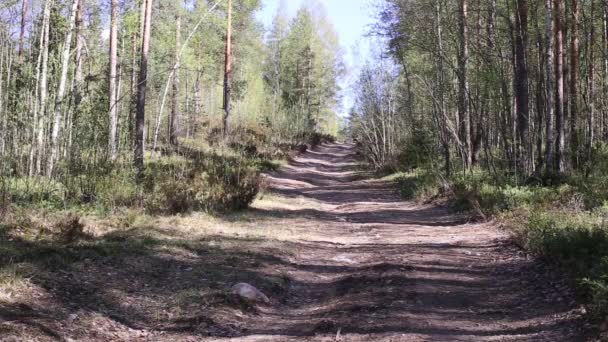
[231,283,270,303]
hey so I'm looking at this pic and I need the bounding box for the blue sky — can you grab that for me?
[255,0,376,116]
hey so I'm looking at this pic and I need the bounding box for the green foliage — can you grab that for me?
[142,153,260,214]
[443,169,579,215]
[349,61,404,170]
[396,170,443,201]
[5,177,67,207]
[568,143,608,209]
[397,127,437,171]
[3,151,264,216]
[524,209,608,318]
[308,132,337,146]
[394,163,608,317]
[263,3,344,142]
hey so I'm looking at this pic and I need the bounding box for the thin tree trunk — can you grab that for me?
[459,0,472,169]
[588,0,596,153]
[130,32,137,148]
[545,0,556,172]
[68,0,84,159]
[570,0,580,167]
[555,0,566,173]
[32,0,52,176]
[193,72,202,137]
[17,0,28,59]
[169,11,181,146]
[222,0,233,138]
[0,36,5,157]
[603,1,608,140]
[116,31,125,151]
[47,0,79,176]
[135,0,152,177]
[515,0,530,174]
[435,0,450,176]
[109,0,119,161]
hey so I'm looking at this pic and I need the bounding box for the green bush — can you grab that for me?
[396,127,436,171]
[395,163,608,318]
[143,153,260,214]
[524,208,608,317]
[582,260,608,317]
[5,177,67,207]
[3,150,263,216]
[308,132,336,146]
[396,170,444,201]
[448,168,579,215]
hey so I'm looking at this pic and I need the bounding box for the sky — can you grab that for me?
[255,0,376,117]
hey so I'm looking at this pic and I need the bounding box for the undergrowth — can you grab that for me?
[2,150,266,215]
[394,156,608,319]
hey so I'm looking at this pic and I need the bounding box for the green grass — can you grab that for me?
[523,208,608,318]
[393,165,608,318]
[395,169,445,202]
[0,147,278,216]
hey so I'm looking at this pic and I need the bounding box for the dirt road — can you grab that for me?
[0,143,592,341]
[219,142,590,341]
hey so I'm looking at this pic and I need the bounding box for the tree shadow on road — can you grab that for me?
[0,227,590,340]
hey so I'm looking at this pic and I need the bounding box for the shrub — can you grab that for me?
[52,213,86,243]
[394,163,608,318]
[2,146,267,215]
[6,177,66,207]
[396,127,436,171]
[143,153,261,214]
[193,154,260,212]
[582,260,608,318]
[396,170,444,202]
[96,170,140,208]
[308,132,336,146]
[524,208,608,317]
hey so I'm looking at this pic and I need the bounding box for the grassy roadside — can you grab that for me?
[393,167,608,322]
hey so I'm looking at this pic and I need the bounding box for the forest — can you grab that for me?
[0,0,607,340]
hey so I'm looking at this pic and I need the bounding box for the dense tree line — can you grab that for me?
[353,0,608,180]
[0,0,342,184]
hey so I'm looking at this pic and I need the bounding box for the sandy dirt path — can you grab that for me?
[217,142,591,341]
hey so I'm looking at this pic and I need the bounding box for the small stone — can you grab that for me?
[231,283,270,303]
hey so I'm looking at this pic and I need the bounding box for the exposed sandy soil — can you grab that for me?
[0,143,594,341]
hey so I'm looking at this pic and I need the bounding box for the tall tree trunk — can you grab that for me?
[116,32,125,151]
[555,0,566,173]
[109,0,119,161]
[570,0,580,167]
[134,0,152,177]
[515,0,530,174]
[193,72,202,137]
[588,0,596,154]
[459,0,472,169]
[603,1,608,140]
[545,0,556,172]
[47,0,79,176]
[68,0,84,161]
[130,32,137,148]
[0,36,6,157]
[435,0,451,176]
[169,11,181,146]
[32,0,52,176]
[533,1,545,172]
[17,0,28,59]
[222,0,233,138]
